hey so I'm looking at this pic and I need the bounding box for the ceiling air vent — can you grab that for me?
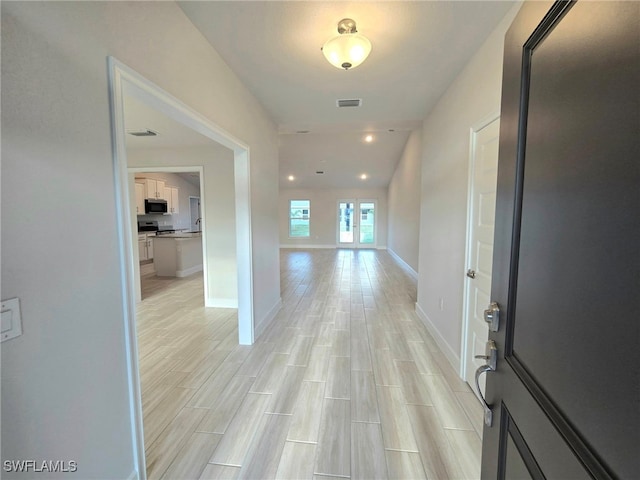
[315,171,325,175]
[127,129,158,137]
[336,98,362,108]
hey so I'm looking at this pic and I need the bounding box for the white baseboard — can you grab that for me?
[255,297,283,339]
[280,244,337,249]
[415,302,461,373]
[176,264,203,277]
[387,248,418,281]
[280,245,388,251]
[205,298,238,308]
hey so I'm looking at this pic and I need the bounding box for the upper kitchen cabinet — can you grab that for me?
[135,182,145,215]
[165,186,180,215]
[144,178,165,200]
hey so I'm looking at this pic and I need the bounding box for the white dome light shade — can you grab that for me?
[322,33,372,70]
[322,18,372,70]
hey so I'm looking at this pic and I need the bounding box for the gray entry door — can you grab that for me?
[481,1,639,478]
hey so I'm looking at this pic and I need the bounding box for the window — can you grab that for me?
[289,200,310,237]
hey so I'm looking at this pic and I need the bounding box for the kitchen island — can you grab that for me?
[153,232,203,277]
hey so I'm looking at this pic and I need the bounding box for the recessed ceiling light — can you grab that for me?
[288,175,295,181]
[360,174,368,180]
[364,134,374,143]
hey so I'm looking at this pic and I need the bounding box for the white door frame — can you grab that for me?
[460,111,500,382]
[108,57,254,478]
[336,198,378,248]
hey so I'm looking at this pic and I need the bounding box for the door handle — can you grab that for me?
[466,269,476,279]
[475,339,498,427]
[474,339,497,370]
[475,365,494,427]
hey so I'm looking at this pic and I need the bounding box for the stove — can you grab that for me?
[138,220,158,233]
[138,221,175,235]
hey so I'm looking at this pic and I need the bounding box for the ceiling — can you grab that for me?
[178,1,516,189]
[124,94,216,149]
[124,2,516,190]
[123,94,223,187]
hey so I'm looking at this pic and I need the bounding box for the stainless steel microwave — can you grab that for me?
[145,199,168,214]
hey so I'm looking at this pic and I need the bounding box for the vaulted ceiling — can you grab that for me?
[178,2,515,189]
[132,2,516,189]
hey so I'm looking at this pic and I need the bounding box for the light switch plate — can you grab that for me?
[1,298,22,342]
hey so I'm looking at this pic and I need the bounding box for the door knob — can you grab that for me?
[483,301,500,332]
[475,339,498,427]
[466,269,476,279]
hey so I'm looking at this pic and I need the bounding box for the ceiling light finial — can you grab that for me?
[322,18,372,70]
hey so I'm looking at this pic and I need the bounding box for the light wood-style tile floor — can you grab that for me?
[137,249,483,480]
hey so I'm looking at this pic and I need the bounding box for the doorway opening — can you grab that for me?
[131,170,204,301]
[108,57,255,476]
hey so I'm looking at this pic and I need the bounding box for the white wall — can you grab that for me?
[1,2,279,478]
[387,129,422,275]
[279,188,388,248]
[416,5,521,369]
[129,146,239,307]
[134,170,201,230]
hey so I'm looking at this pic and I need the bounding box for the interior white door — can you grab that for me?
[337,199,377,248]
[463,117,500,393]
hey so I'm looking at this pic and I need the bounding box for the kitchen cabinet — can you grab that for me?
[165,186,180,214]
[135,182,145,215]
[144,178,165,200]
[138,233,154,261]
[147,236,154,259]
[138,234,148,261]
[154,234,202,277]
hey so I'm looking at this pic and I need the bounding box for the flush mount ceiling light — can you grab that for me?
[322,18,372,70]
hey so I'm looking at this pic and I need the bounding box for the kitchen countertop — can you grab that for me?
[153,232,202,239]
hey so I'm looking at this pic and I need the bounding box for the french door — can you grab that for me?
[337,200,376,248]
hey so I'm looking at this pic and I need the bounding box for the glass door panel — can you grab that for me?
[359,202,375,245]
[338,201,355,244]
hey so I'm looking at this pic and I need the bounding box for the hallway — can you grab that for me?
[137,249,482,479]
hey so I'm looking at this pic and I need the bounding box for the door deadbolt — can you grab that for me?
[483,301,500,332]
